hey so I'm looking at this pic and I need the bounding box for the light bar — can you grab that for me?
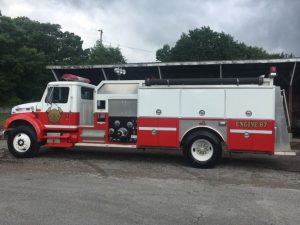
[62,74,91,83]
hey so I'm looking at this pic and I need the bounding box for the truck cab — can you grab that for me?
[38,81,95,129]
[4,77,95,157]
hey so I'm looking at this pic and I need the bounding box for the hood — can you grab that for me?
[11,102,39,114]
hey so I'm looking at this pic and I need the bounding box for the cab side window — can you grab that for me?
[81,87,93,100]
[45,87,69,104]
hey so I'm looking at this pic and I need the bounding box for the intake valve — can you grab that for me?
[127,121,133,128]
[114,120,120,128]
[117,127,128,138]
[109,128,115,135]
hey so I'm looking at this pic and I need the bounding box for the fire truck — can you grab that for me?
[3,67,295,168]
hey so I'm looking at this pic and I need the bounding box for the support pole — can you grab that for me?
[219,64,223,78]
[288,86,293,133]
[101,68,107,80]
[288,62,297,133]
[51,69,59,81]
[289,62,297,87]
[158,66,162,79]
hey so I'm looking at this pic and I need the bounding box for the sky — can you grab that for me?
[1,0,299,62]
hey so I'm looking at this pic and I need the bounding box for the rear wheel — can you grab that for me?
[7,126,40,158]
[183,131,222,168]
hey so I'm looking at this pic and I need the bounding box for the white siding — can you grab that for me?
[180,89,225,118]
[225,88,275,119]
[138,89,180,117]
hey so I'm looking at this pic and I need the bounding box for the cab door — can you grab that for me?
[40,85,73,129]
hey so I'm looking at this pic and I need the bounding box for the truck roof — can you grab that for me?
[48,81,96,89]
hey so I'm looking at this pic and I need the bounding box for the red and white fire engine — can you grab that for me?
[3,67,295,167]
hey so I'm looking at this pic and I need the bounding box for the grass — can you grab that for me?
[0,113,10,128]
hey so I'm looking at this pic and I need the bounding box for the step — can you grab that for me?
[43,135,70,139]
[274,151,297,156]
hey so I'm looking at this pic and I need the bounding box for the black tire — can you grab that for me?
[183,131,222,168]
[7,126,40,158]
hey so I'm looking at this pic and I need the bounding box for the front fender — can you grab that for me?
[5,113,44,142]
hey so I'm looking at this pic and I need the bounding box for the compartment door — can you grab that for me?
[137,88,180,148]
[157,118,179,148]
[226,88,275,152]
[227,120,275,152]
[137,117,158,147]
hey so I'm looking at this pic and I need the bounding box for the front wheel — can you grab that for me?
[7,126,40,158]
[183,131,222,168]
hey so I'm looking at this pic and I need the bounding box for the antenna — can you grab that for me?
[98,29,103,44]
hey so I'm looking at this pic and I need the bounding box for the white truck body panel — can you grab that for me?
[181,89,225,118]
[226,88,275,120]
[138,89,180,117]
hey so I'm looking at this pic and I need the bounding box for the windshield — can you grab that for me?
[45,87,70,104]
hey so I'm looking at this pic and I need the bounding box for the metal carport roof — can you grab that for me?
[47,58,300,134]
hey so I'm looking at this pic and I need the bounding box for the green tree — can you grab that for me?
[156,44,172,62]
[0,15,87,105]
[156,27,290,62]
[86,41,126,64]
[13,17,87,64]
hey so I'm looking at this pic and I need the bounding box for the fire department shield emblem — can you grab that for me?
[46,106,63,123]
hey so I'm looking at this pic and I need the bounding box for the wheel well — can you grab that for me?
[8,120,37,137]
[181,127,224,147]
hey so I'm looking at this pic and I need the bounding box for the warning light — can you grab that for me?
[269,66,277,78]
[62,74,91,83]
[270,66,277,73]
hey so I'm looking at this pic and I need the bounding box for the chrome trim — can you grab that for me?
[230,129,272,134]
[180,124,226,142]
[75,143,137,148]
[139,127,177,131]
[274,151,296,156]
[45,125,78,129]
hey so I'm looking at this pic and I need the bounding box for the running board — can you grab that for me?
[274,151,296,156]
[75,143,137,148]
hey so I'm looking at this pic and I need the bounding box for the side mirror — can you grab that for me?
[97,100,106,109]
